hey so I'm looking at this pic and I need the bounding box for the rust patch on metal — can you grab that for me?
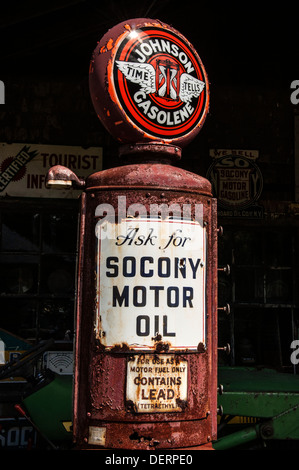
[176,398,188,411]
[197,342,206,353]
[99,38,114,54]
[125,400,138,413]
[129,431,160,448]
[110,342,131,353]
[152,333,162,342]
[155,342,170,353]
[95,339,106,351]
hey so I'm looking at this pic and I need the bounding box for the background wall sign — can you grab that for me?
[0,143,102,198]
[207,149,264,218]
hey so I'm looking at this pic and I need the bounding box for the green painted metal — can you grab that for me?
[218,367,299,419]
[213,425,259,450]
[264,403,299,440]
[219,391,299,419]
[22,365,299,448]
[23,374,73,442]
[213,366,299,449]
[219,366,299,393]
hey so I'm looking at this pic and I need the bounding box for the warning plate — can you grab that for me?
[126,354,187,413]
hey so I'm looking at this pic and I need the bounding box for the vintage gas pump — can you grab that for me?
[47,18,218,450]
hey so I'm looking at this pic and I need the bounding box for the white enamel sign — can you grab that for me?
[126,354,188,413]
[95,217,206,350]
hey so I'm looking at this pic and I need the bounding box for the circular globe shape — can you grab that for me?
[89,18,209,148]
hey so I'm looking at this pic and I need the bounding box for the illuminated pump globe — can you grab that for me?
[89,18,209,149]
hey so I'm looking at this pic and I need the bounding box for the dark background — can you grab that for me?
[1,0,298,181]
[1,4,299,452]
[1,0,297,84]
[1,0,299,370]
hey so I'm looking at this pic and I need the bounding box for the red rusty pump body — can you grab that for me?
[72,161,218,449]
[70,18,218,449]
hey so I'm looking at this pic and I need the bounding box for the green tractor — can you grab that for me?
[1,335,299,450]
